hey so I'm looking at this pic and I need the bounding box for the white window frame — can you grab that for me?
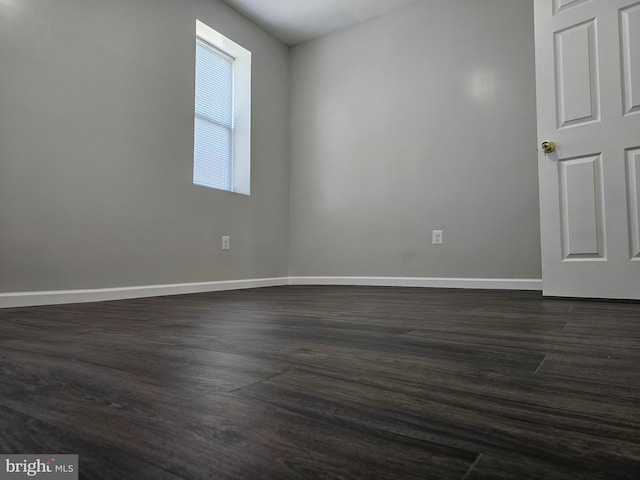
[194,20,251,195]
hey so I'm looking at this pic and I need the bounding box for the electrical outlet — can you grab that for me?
[222,236,230,250]
[432,230,443,245]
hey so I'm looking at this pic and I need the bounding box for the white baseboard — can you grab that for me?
[0,276,542,308]
[289,276,543,291]
[0,277,290,309]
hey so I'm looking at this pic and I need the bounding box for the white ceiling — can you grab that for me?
[219,0,419,46]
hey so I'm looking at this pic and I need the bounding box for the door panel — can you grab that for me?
[627,147,640,259]
[554,20,600,127]
[554,0,593,15]
[535,0,640,299]
[620,3,640,115]
[559,154,605,259]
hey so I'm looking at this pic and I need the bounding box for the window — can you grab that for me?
[194,20,251,195]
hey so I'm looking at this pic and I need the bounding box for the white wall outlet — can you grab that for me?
[432,229,443,245]
[222,236,230,250]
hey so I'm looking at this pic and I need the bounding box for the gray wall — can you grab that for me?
[289,0,541,279]
[1,0,541,296]
[0,0,290,292]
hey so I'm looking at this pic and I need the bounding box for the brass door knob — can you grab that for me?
[541,141,556,154]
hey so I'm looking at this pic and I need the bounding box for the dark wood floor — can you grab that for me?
[0,286,638,479]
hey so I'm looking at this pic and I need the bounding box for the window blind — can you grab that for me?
[194,38,234,191]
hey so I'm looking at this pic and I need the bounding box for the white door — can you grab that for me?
[534,0,640,299]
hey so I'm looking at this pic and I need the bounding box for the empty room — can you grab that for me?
[1,0,638,478]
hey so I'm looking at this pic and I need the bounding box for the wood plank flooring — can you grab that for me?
[0,286,638,479]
